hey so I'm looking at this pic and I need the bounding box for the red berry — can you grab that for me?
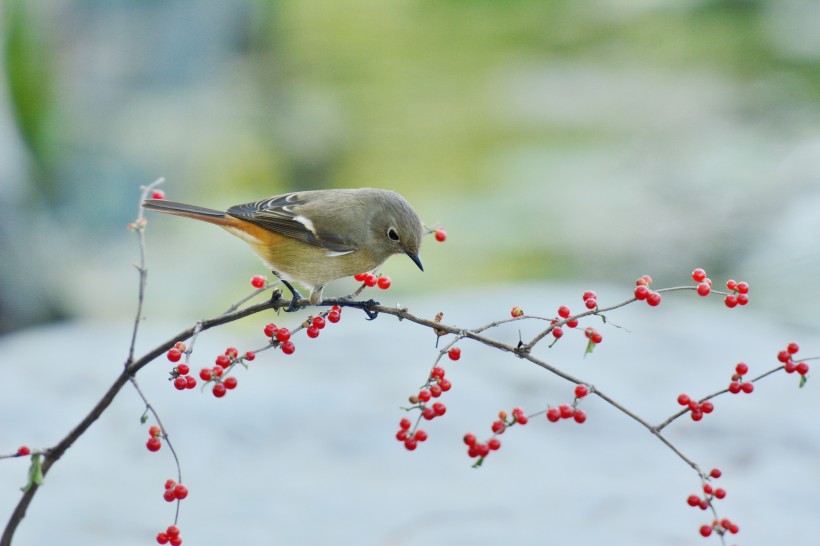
[276,328,291,343]
[646,291,662,306]
[796,362,810,375]
[589,331,603,344]
[328,310,341,323]
[735,362,748,375]
[307,326,320,338]
[557,305,571,318]
[677,393,691,406]
[559,404,574,419]
[176,363,190,375]
[212,364,224,377]
[692,268,706,282]
[516,414,528,425]
[575,384,589,398]
[463,433,477,446]
[251,275,267,289]
[736,281,749,294]
[439,378,452,391]
[414,429,428,442]
[169,537,182,546]
[146,437,162,452]
[151,189,166,200]
[709,468,722,479]
[700,401,714,414]
[728,381,741,394]
[173,484,189,500]
[510,306,524,318]
[584,298,597,310]
[567,318,579,328]
[787,342,800,354]
[434,228,446,242]
[364,273,378,287]
[448,347,461,361]
[166,525,180,538]
[491,420,506,434]
[714,488,726,499]
[224,376,238,390]
[225,347,238,358]
[353,273,368,282]
[173,376,187,391]
[149,425,161,437]
[313,316,326,329]
[244,351,255,361]
[264,323,277,337]
[212,383,227,398]
[421,406,436,420]
[17,446,31,456]
[395,429,408,441]
[185,375,197,389]
[778,350,791,363]
[728,523,739,534]
[699,524,713,537]
[488,437,501,451]
[688,400,699,412]
[724,294,738,308]
[737,293,749,305]
[281,341,295,355]
[167,348,182,362]
[404,437,418,451]
[429,384,442,398]
[573,409,587,424]
[687,494,700,507]
[703,483,713,495]
[784,361,797,373]
[690,410,703,421]
[399,418,412,430]
[163,488,176,502]
[634,285,650,300]
[377,275,392,290]
[199,368,212,381]
[215,354,230,367]
[546,407,561,422]
[432,402,446,416]
[157,532,170,545]
[431,366,445,380]
[582,290,597,301]
[696,282,711,297]
[552,326,563,339]
[726,279,737,291]
[740,382,754,394]
[418,389,431,402]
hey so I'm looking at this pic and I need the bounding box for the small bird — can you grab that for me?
[142,188,425,309]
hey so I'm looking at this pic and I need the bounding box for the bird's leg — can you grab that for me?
[271,270,304,312]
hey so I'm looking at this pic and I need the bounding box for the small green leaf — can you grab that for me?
[140,408,149,424]
[584,339,596,357]
[21,454,43,493]
[799,374,808,388]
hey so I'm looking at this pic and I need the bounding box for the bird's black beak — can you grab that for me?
[406,251,424,272]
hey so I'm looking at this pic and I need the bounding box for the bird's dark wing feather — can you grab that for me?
[227,193,358,252]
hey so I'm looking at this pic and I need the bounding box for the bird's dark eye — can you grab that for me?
[387,227,400,241]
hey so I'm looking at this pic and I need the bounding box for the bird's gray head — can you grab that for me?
[371,190,425,271]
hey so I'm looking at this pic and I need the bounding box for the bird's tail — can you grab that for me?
[142,199,228,225]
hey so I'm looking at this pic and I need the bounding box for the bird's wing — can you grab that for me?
[226,193,358,252]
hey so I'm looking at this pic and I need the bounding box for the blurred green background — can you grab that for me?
[2,0,820,333]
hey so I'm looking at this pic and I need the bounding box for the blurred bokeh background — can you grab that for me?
[2,1,819,545]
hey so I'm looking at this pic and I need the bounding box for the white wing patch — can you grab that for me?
[293,215,316,234]
[325,250,354,257]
